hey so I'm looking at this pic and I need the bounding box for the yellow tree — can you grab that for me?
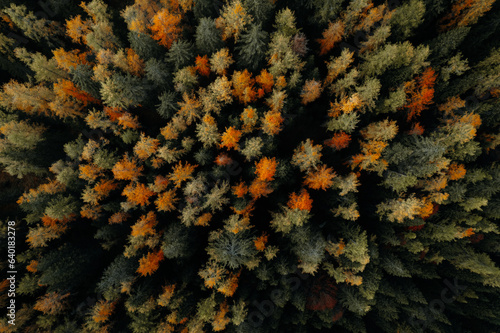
[261,110,284,136]
[440,0,496,31]
[325,49,354,85]
[52,48,89,72]
[377,196,424,223]
[215,0,251,41]
[112,154,143,181]
[126,48,144,76]
[210,48,234,75]
[195,55,210,77]
[0,80,54,117]
[134,133,160,160]
[212,301,231,331]
[92,300,116,323]
[240,106,259,133]
[255,69,274,97]
[65,15,91,44]
[177,92,202,125]
[287,189,313,211]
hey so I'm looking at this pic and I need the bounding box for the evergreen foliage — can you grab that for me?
[0,0,499,332]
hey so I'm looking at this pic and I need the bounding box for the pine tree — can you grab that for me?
[79,0,121,51]
[14,48,68,83]
[236,23,268,71]
[195,18,224,55]
[100,73,147,108]
[3,4,63,46]
[137,249,164,276]
[207,230,257,269]
[167,40,195,71]
[215,0,252,41]
[156,91,178,119]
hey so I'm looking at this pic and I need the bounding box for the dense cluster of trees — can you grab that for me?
[0,0,499,332]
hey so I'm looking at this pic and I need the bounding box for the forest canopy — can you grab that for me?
[0,0,499,332]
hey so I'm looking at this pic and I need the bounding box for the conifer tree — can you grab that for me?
[1,1,500,332]
[236,23,268,71]
[195,17,224,55]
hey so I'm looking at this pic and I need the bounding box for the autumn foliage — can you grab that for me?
[287,189,313,211]
[261,110,284,136]
[324,132,351,150]
[4,1,499,332]
[92,300,116,323]
[137,249,164,276]
[231,70,257,104]
[403,67,437,121]
[254,157,278,182]
[254,233,268,251]
[256,69,274,96]
[304,165,336,190]
[440,0,495,31]
[301,79,323,105]
[169,161,197,187]
[34,292,70,315]
[195,55,210,77]
[122,182,155,206]
[149,9,182,48]
[220,126,242,150]
[215,0,251,41]
[318,21,344,56]
[448,162,467,180]
[131,211,157,237]
[112,155,143,180]
[155,189,178,212]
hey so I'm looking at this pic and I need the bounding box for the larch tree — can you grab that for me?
[149,8,182,49]
[215,0,252,41]
[236,23,268,71]
[318,20,345,56]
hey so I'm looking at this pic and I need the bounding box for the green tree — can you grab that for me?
[389,0,426,39]
[167,40,195,71]
[100,73,147,108]
[236,23,268,71]
[195,18,224,55]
